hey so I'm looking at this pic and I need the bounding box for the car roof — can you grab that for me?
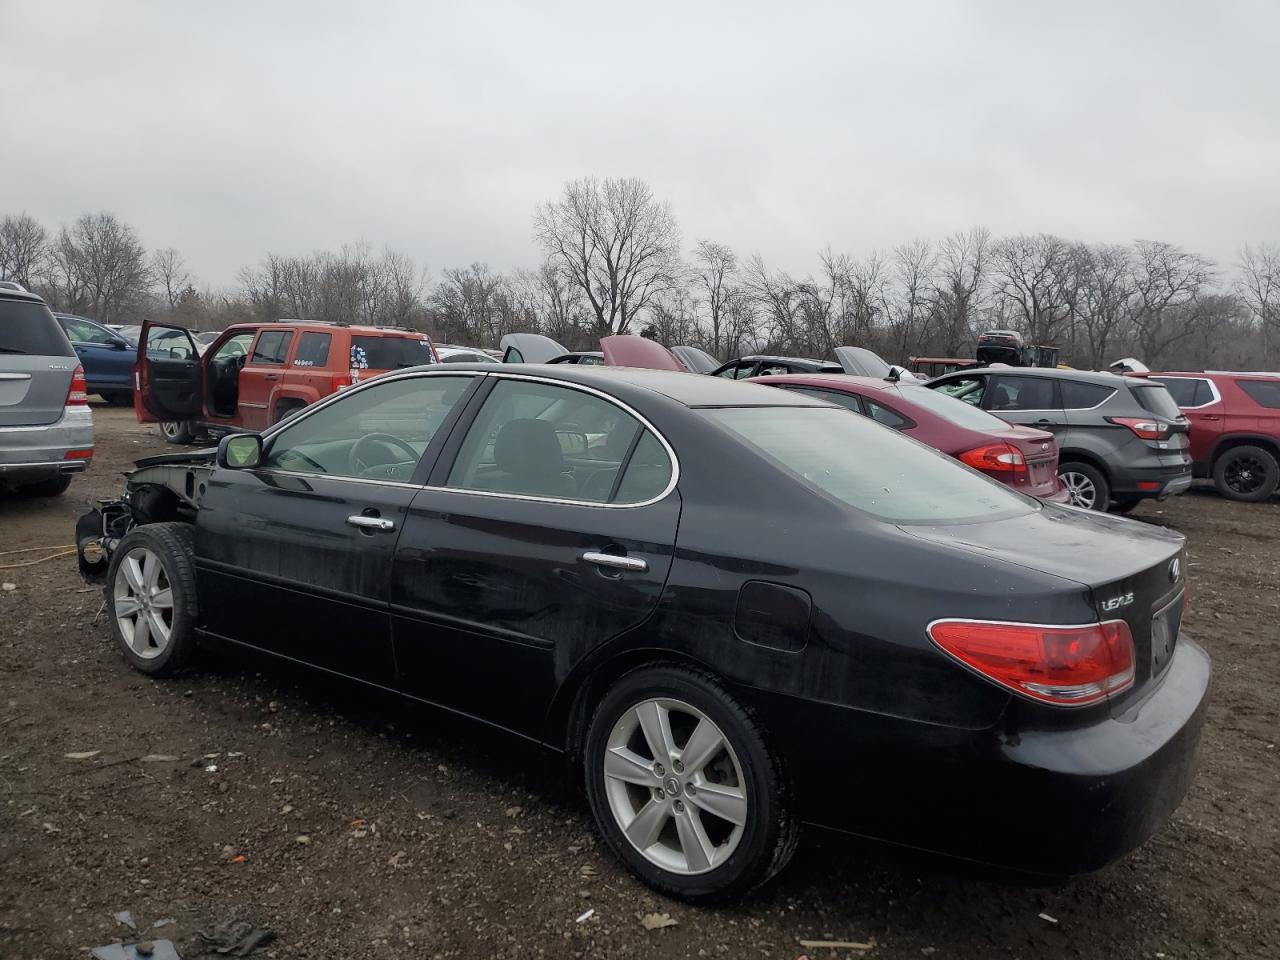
[220,321,425,336]
[1,287,49,305]
[409,364,831,409]
[934,366,1129,386]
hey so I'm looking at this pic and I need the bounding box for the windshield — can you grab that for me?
[707,407,1033,523]
[350,335,435,369]
[0,300,76,356]
[891,385,1013,431]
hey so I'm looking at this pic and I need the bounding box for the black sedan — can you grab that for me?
[79,361,1209,901]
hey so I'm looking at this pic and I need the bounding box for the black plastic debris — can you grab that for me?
[196,919,276,956]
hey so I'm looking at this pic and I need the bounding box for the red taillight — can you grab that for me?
[330,373,352,393]
[927,618,1135,706]
[66,365,89,406]
[1107,416,1169,441]
[958,442,1027,476]
[64,448,94,460]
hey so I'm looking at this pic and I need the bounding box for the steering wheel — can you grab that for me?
[349,432,420,476]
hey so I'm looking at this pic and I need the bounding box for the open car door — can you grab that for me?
[133,321,204,423]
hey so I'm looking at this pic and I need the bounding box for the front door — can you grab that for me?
[390,375,681,738]
[194,372,480,686]
[135,322,203,423]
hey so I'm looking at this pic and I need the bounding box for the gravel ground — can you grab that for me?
[1,403,1277,960]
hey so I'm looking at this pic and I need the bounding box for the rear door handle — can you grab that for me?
[347,515,395,532]
[581,551,648,573]
[264,373,280,381]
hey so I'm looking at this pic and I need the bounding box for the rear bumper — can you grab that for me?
[750,635,1210,876]
[0,407,94,481]
[1112,459,1193,500]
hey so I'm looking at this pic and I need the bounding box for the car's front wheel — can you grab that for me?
[583,665,797,902]
[159,420,194,444]
[1213,445,1279,502]
[106,523,199,676]
[1059,461,1110,511]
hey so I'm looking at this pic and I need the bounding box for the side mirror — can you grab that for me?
[217,433,263,469]
[111,338,129,351]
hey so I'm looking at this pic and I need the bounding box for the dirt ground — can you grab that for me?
[1,404,1277,960]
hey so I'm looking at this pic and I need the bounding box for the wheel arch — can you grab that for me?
[1209,434,1280,469]
[1057,447,1111,480]
[272,392,313,423]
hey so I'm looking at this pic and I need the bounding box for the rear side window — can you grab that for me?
[251,330,294,365]
[1152,377,1213,407]
[1130,384,1184,420]
[294,332,331,367]
[708,407,1031,523]
[781,386,864,414]
[1237,379,1280,409]
[864,398,912,430]
[1060,380,1116,409]
[0,300,75,357]
[989,376,1058,411]
[351,335,435,370]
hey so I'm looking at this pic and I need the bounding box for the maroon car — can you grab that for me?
[751,373,1069,501]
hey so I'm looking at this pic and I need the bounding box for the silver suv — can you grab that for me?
[0,288,94,495]
[927,366,1192,512]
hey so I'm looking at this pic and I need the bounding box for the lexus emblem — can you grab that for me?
[1169,558,1180,582]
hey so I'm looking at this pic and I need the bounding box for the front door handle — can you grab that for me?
[582,551,648,573]
[347,515,395,532]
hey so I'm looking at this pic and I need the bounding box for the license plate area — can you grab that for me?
[1150,593,1183,677]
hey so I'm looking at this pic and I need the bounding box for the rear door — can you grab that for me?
[985,374,1064,438]
[0,297,77,427]
[390,374,681,738]
[134,321,203,423]
[238,329,295,429]
[59,316,134,392]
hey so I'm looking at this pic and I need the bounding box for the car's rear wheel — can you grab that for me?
[583,665,797,902]
[1059,461,1110,511]
[106,523,199,676]
[160,420,194,444]
[1213,445,1279,502]
[109,391,134,407]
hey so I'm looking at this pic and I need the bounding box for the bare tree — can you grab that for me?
[1238,243,1280,364]
[1074,243,1134,369]
[1125,241,1214,367]
[930,228,989,355]
[534,177,681,335]
[990,234,1076,347]
[52,213,152,323]
[692,240,739,359]
[878,240,937,362]
[0,213,49,289]
[151,247,192,311]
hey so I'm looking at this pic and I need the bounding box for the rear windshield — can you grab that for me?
[351,335,435,370]
[890,385,1012,431]
[1130,383,1183,420]
[706,407,1033,523]
[0,300,75,357]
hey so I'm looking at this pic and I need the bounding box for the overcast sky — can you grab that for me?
[2,0,1277,287]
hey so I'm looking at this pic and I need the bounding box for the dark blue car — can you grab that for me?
[55,314,135,405]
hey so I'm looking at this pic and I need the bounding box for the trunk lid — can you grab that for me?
[990,423,1060,496]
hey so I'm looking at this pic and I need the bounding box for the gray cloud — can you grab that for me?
[2,0,1277,286]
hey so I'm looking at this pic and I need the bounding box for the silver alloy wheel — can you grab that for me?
[603,697,747,875]
[1061,470,1097,509]
[113,546,175,660]
[160,421,182,439]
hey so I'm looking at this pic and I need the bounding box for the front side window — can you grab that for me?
[1235,379,1280,410]
[146,326,196,360]
[716,361,755,380]
[446,379,671,503]
[64,318,116,345]
[294,332,331,367]
[251,330,294,365]
[989,376,1058,412]
[933,375,986,406]
[212,332,255,360]
[708,407,1031,523]
[264,375,472,480]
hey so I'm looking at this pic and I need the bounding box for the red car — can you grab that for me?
[1148,371,1280,501]
[750,373,1069,501]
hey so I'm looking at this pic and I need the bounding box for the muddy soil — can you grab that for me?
[1,404,1277,959]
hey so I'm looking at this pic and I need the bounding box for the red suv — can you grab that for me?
[1148,372,1280,501]
[135,320,439,443]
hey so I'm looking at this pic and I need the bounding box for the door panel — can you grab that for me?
[135,322,202,422]
[986,374,1064,438]
[239,330,295,429]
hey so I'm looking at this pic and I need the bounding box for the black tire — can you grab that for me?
[105,523,199,676]
[24,474,73,497]
[272,400,306,425]
[159,420,194,444]
[583,664,798,902]
[1110,496,1143,514]
[109,391,135,407]
[1058,460,1110,511]
[1213,445,1280,503]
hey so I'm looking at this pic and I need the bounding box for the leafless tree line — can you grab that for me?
[5,185,1280,371]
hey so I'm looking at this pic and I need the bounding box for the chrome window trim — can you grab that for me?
[1149,376,1221,410]
[250,368,681,509]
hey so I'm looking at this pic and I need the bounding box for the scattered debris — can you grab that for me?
[196,919,276,956]
[64,750,102,760]
[798,938,875,951]
[152,918,176,929]
[387,850,409,869]
[575,908,595,924]
[504,805,522,818]
[114,910,137,929]
[2,582,16,591]
[42,821,60,834]
[141,754,180,763]
[205,765,218,774]
[640,912,679,930]
[1038,912,1059,925]
[294,834,311,844]
[579,864,599,879]
[91,940,181,960]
